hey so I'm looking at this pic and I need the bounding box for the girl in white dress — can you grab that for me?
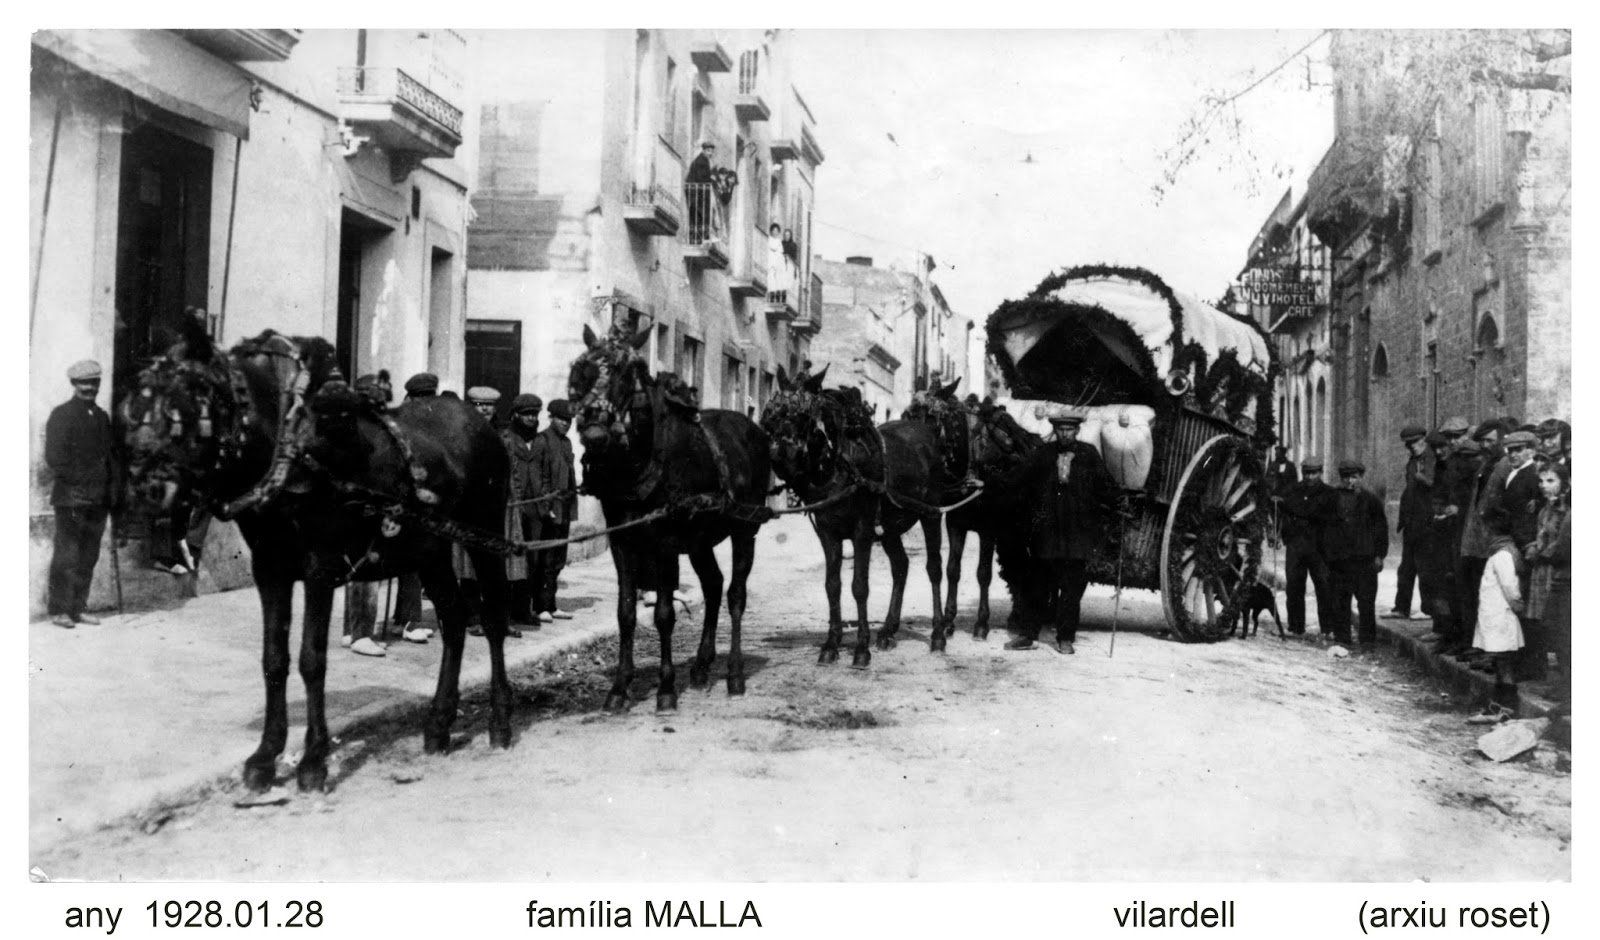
[1472,528,1525,721]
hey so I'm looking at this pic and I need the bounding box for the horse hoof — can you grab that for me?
[422,732,451,755]
[688,665,710,688]
[242,761,277,792]
[296,764,328,793]
[850,648,872,669]
[975,628,990,641]
[489,726,513,749]
[727,675,746,696]
[604,692,630,712]
[656,691,678,712]
[875,634,897,651]
[818,647,839,665]
[929,636,946,653]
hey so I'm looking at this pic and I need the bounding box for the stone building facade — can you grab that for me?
[811,254,974,419]
[28,29,473,616]
[1300,29,1570,501]
[464,29,824,544]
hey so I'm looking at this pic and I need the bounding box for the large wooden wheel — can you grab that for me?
[1159,435,1265,642]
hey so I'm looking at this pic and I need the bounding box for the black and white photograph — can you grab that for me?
[24,22,1574,909]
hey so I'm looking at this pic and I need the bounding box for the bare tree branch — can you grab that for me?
[1470,68,1572,94]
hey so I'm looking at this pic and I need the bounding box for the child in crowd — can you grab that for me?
[1471,522,1527,723]
[1526,463,1571,714]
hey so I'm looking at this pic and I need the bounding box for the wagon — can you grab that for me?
[985,265,1279,641]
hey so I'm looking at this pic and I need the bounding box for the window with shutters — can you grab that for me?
[1420,105,1443,261]
[1471,94,1506,221]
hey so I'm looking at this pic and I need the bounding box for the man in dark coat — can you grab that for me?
[1388,425,1435,621]
[529,399,579,622]
[1486,429,1546,679]
[684,140,716,238]
[46,359,117,628]
[1266,445,1299,499]
[1455,418,1513,654]
[1001,409,1116,654]
[1279,456,1336,636]
[1323,459,1390,647]
[503,393,544,626]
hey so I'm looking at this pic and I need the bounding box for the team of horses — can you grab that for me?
[121,318,1044,792]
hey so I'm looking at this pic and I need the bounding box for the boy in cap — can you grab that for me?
[1001,407,1117,654]
[46,360,118,628]
[1388,425,1436,621]
[529,399,579,622]
[1323,460,1389,647]
[1279,456,1337,636]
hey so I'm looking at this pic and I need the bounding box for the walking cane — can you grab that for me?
[109,523,124,614]
[381,576,395,643]
[1108,497,1129,658]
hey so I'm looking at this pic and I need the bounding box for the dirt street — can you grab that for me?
[40,522,1570,881]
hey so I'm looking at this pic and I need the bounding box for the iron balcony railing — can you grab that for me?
[738,51,760,95]
[683,183,726,246]
[626,181,684,219]
[337,66,463,137]
[803,272,823,329]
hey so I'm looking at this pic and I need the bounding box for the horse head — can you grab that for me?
[971,402,1041,477]
[759,378,867,489]
[567,322,652,454]
[119,315,246,514]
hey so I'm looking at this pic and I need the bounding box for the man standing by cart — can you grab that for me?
[1388,425,1436,621]
[46,359,117,628]
[1280,456,1336,636]
[1323,459,1389,648]
[1003,407,1116,655]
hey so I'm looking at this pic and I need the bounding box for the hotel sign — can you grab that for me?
[1237,266,1322,332]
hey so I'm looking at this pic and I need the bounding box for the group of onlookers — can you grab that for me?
[341,371,579,657]
[1268,415,1572,718]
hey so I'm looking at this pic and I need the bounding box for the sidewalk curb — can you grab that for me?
[1373,618,1565,728]
[70,618,618,846]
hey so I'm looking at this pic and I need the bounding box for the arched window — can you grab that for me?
[1372,343,1390,378]
[1476,313,1501,353]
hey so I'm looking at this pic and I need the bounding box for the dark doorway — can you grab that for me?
[113,122,213,393]
[465,319,522,423]
[336,209,390,380]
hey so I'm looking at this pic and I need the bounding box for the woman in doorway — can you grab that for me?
[766,223,789,304]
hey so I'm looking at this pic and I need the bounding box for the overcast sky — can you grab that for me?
[790,29,1334,321]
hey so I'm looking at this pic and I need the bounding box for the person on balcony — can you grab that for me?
[685,140,715,242]
[767,222,789,304]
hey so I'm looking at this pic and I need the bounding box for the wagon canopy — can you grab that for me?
[986,266,1274,431]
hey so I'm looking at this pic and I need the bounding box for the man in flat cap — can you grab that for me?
[685,139,716,238]
[46,360,118,628]
[1487,429,1548,678]
[1536,418,1570,473]
[467,385,502,422]
[1322,459,1389,648]
[1455,419,1516,652]
[1001,408,1117,654]
[499,392,544,627]
[529,399,579,623]
[1279,456,1337,636]
[1388,425,1436,621]
[403,372,439,399]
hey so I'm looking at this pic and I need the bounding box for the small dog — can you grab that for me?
[1233,581,1285,640]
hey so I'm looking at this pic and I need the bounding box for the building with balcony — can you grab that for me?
[809,254,972,420]
[465,29,823,421]
[28,29,473,617]
[1298,29,1570,498]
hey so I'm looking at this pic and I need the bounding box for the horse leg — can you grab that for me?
[469,547,515,748]
[878,530,909,651]
[724,527,756,696]
[417,556,469,752]
[654,551,680,711]
[943,519,966,635]
[294,580,336,792]
[243,573,294,791]
[921,515,946,651]
[850,533,874,669]
[975,534,995,640]
[605,546,638,710]
[818,530,844,664]
[687,544,724,689]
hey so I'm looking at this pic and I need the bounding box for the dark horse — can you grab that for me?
[120,317,516,792]
[928,401,1042,639]
[760,369,952,665]
[566,324,771,708]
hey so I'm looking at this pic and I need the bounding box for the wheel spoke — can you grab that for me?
[1230,500,1257,523]
[1213,575,1233,606]
[1202,579,1217,623]
[1218,461,1241,505]
[1225,477,1254,510]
